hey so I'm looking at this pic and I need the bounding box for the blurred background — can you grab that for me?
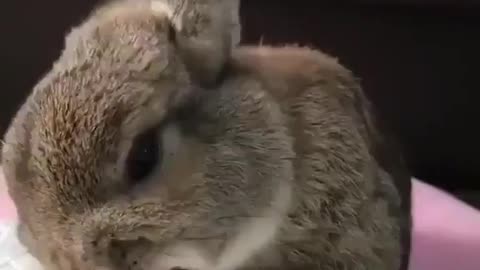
[0,0,479,207]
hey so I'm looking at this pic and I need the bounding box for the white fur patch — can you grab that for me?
[212,182,292,270]
[151,243,213,270]
[150,1,174,19]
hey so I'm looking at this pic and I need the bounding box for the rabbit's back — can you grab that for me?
[230,46,411,270]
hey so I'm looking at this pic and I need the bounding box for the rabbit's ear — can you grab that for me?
[150,0,242,87]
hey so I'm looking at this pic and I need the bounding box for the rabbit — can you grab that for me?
[1,0,411,269]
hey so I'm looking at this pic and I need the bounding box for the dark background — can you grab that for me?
[0,1,479,204]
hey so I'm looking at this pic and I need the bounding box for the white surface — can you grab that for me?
[0,222,43,270]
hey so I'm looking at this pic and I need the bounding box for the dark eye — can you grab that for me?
[126,128,162,182]
[168,22,176,43]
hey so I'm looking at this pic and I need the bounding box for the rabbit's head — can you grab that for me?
[2,1,295,270]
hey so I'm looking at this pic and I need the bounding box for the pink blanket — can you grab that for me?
[1,175,479,269]
[410,180,480,270]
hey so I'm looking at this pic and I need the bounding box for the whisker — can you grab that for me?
[179,232,227,241]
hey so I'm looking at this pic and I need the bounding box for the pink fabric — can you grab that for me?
[410,180,480,270]
[1,173,480,269]
[0,173,17,221]
[0,196,16,221]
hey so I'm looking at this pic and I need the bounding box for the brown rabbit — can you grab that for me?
[1,0,411,269]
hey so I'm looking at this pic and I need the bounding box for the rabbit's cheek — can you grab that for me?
[149,180,292,270]
[161,140,207,202]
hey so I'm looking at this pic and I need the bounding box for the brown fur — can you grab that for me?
[1,1,410,270]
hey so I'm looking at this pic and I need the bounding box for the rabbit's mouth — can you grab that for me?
[103,225,227,270]
[100,207,289,270]
[145,182,291,270]
[90,235,217,270]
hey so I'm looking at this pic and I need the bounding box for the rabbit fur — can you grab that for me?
[1,0,411,269]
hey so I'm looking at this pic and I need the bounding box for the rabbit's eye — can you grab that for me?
[126,128,162,182]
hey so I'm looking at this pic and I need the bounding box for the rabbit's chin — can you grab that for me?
[149,182,292,270]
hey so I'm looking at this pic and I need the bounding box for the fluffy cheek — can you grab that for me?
[142,180,292,270]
